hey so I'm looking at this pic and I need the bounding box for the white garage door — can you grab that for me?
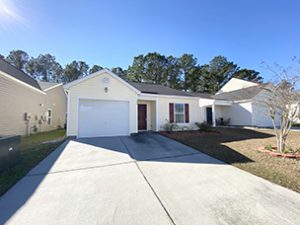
[78,99,130,138]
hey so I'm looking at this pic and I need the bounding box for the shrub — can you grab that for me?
[162,120,178,133]
[195,122,211,131]
[265,144,273,151]
[285,145,300,154]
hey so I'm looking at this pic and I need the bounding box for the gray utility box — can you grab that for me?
[0,135,21,172]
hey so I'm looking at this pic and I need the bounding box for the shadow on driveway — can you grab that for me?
[0,129,273,224]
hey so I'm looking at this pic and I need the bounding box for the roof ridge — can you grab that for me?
[0,58,42,91]
[0,58,35,80]
[129,81,167,86]
[38,81,59,84]
[129,81,215,94]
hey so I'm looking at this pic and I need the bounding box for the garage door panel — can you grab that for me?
[78,100,130,137]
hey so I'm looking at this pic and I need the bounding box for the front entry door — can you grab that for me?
[206,107,213,125]
[138,104,147,130]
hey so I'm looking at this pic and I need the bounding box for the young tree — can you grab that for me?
[6,50,29,71]
[263,62,300,152]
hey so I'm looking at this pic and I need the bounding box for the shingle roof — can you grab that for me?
[188,92,214,99]
[38,81,60,91]
[129,82,211,98]
[0,58,41,90]
[213,84,267,101]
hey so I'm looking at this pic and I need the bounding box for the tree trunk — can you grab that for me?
[277,136,282,153]
[277,133,286,153]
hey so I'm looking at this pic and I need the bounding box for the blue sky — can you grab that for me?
[0,0,299,81]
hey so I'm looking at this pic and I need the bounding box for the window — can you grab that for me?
[174,103,185,123]
[47,109,52,125]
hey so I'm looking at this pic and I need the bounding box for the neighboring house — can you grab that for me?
[200,78,280,127]
[64,69,278,138]
[291,102,300,125]
[0,58,67,136]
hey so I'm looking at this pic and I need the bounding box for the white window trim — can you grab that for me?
[174,103,185,124]
[47,108,52,125]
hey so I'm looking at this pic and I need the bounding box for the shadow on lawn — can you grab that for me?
[161,128,274,165]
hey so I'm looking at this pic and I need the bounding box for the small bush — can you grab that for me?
[162,120,178,133]
[285,145,300,154]
[195,122,212,131]
[265,144,273,151]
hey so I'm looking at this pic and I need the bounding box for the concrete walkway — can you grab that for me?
[0,133,299,225]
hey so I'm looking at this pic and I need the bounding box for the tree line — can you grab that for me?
[1,50,263,94]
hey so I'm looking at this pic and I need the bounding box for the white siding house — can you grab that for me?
[200,79,280,127]
[64,70,280,138]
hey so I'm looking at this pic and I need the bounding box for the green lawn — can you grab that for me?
[0,129,66,196]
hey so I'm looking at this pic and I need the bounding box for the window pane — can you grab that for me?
[175,104,184,113]
[175,114,184,123]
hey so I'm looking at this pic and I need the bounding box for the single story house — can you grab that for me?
[199,78,280,127]
[64,69,278,138]
[0,58,67,136]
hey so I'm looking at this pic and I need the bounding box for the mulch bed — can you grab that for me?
[257,146,300,158]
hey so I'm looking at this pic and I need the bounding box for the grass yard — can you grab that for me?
[162,128,300,193]
[0,129,66,196]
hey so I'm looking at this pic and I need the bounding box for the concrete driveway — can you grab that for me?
[0,133,300,225]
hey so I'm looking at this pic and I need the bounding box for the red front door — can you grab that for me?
[138,104,147,130]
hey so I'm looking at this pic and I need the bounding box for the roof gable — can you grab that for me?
[64,69,140,93]
[217,78,259,94]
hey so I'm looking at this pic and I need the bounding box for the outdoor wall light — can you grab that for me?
[104,87,108,93]
[39,103,44,107]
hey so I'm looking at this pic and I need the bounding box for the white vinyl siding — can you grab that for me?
[67,72,138,136]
